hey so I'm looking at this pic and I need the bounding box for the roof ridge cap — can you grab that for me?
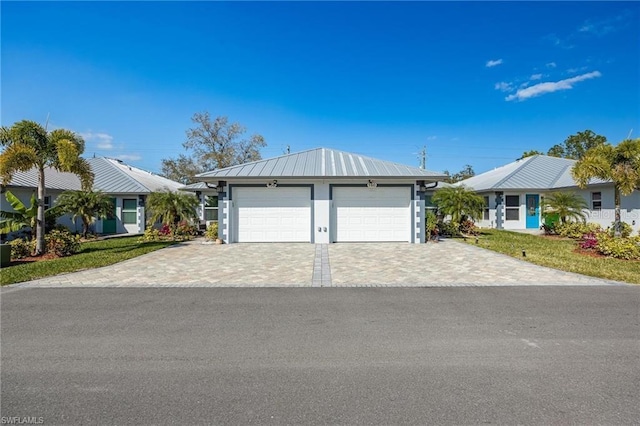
[492,155,535,189]
[98,157,152,193]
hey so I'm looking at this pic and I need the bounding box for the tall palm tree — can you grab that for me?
[572,139,640,236]
[0,120,94,254]
[432,185,484,227]
[146,189,199,230]
[55,190,114,238]
[541,192,588,224]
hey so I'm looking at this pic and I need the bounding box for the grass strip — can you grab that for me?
[1,236,175,286]
[462,229,640,284]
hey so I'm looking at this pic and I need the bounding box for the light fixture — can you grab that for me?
[267,180,278,188]
[367,179,377,189]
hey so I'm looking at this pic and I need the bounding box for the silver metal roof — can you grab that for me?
[196,148,447,180]
[457,155,609,191]
[4,157,183,194]
[178,181,217,192]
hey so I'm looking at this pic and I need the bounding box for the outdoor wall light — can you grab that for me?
[367,179,377,188]
[266,180,278,188]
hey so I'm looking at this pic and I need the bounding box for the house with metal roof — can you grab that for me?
[195,147,447,244]
[457,155,640,233]
[1,157,184,236]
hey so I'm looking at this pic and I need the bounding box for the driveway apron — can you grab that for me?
[9,239,625,288]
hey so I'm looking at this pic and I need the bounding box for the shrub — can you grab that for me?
[45,229,80,257]
[459,219,479,236]
[158,223,173,236]
[607,221,632,238]
[174,221,197,238]
[579,232,599,250]
[9,238,33,259]
[436,220,459,237]
[595,233,640,260]
[555,222,602,239]
[205,222,219,241]
[426,211,437,239]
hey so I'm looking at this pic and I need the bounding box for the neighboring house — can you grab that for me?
[195,147,447,244]
[457,155,640,233]
[179,181,219,231]
[1,157,184,236]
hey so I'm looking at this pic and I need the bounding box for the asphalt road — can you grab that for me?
[1,287,639,425]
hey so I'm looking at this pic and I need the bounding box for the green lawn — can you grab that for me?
[463,229,640,284]
[1,236,175,286]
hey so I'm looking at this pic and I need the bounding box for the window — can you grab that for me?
[424,194,437,213]
[591,192,601,210]
[505,195,520,221]
[122,199,137,224]
[44,196,51,209]
[205,196,218,221]
[483,196,490,220]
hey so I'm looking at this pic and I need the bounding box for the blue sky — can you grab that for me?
[2,1,639,176]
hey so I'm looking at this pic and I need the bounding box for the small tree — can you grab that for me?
[54,190,114,238]
[541,192,588,224]
[572,139,640,236]
[432,186,484,229]
[146,190,199,231]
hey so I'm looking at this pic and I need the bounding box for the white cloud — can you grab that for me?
[117,154,142,162]
[530,74,543,80]
[426,135,437,141]
[494,81,514,92]
[546,62,557,68]
[486,59,503,68]
[81,132,114,150]
[505,71,601,102]
[578,12,632,36]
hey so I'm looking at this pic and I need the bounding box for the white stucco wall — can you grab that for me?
[474,186,640,234]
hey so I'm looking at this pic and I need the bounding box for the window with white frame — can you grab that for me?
[122,199,137,224]
[205,196,218,221]
[505,195,520,221]
[483,196,490,220]
[591,192,601,210]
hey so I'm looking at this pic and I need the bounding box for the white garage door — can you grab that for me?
[333,186,411,242]
[234,186,311,242]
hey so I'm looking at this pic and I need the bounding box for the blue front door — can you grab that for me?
[525,194,539,229]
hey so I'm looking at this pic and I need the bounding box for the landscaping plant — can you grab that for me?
[0,120,94,254]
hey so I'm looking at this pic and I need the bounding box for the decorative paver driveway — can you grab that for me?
[8,239,626,288]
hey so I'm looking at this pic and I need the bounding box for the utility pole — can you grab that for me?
[419,145,426,169]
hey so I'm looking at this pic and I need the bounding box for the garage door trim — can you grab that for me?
[229,184,314,243]
[330,184,415,243]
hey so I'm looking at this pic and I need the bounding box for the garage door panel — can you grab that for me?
[334,187,411,242]
[235,187,311,242]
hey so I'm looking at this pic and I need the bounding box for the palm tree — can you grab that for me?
[541,192,588,224]
[572,139,640,236]
[146,189,199,230]
[54,190,114,238]
[0,120,94,254]
[432,185,484,228]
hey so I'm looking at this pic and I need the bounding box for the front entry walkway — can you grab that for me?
[8,239,626,288]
